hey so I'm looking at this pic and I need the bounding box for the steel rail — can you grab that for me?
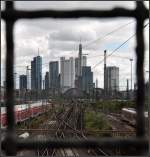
[50,104,74,156]
[54,104,78,157]
[36,104,60,156]
[72,103,109,156]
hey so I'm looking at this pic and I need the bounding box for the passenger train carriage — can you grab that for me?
[121,107,148,133]
[0,100,50,128]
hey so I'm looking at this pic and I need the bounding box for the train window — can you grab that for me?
[1,1,149,156]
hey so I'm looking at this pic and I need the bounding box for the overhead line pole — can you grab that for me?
[92,22,149,70]
[130,58,133,91]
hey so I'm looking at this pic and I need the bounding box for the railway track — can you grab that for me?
[106,113,135,131]
[73,104,109,156]
[36,102,109,156]
[53,104,79,157]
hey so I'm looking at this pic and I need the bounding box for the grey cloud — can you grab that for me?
[49,40,77,51]
[50,28,96,42]
[1,1,5,10]
[1,1,149,88]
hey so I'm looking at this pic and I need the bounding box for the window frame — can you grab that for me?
[1,1,149,156]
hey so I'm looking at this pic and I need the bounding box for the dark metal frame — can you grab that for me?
[1,1,149,156]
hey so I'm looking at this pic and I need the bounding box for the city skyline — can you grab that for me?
[1,1,149,90]
[18,44,94,94]
[18,49,120,95]
[1,1,149,156]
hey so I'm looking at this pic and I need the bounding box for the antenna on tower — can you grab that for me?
[79,37,82,76]
[38,48,39,56]
[79,36,82,44]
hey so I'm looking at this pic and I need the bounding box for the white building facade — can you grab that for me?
[60,57,75,93]
[106,66,119,92]
[26,66,31,90]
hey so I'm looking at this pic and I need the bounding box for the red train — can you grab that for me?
[0,100,50,128]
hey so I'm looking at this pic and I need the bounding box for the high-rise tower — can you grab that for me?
[96,79,98,88]
[19,75,27,90]
[31,55,42,90]
[81,66,94,93]
[60,57,75,93]
[45,72,49,90]
[105,66,119,92]
[49,61,59,89]
[79,43,82,76]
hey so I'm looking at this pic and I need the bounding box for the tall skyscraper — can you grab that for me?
[26,66,31,90]
[79,43,82,76]
[82,56,87,67]
[76,43,87,76]
[105,66,119,92]
[75,44,87,88]
[81,66,94,93]
[75,55,87,78]
[60,57,75,92]
[31,56,42,90]
[96,79,98,88]
[75,57,79,79]
[19,75,27,90]
[49,61,59,89]
[45,72,49,90]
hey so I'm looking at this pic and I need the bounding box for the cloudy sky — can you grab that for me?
[1,1,149,90]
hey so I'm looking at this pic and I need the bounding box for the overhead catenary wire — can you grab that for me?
[83,20,135,48]
[92,22,149,70]
[1,20,135,70]
[87,54,130,60]
[1,22,148,76]
[92,34,135,69]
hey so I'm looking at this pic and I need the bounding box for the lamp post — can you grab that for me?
[130,59,133,91]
